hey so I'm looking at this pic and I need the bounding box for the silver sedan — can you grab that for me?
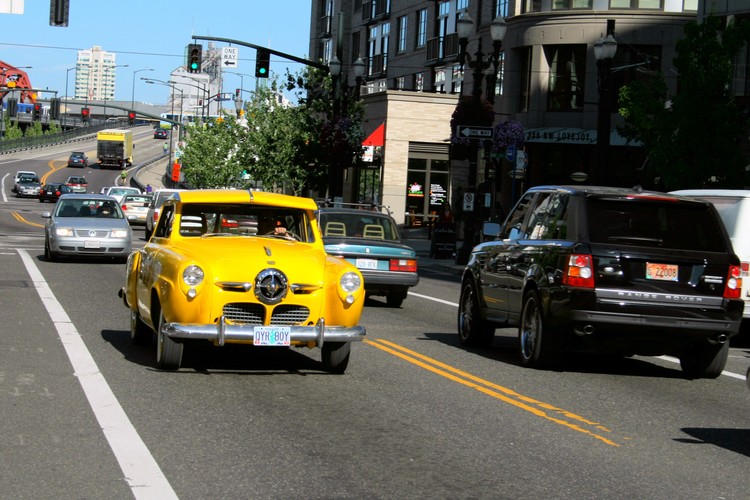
[42,194,132,262]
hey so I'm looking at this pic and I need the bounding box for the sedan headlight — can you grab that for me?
[111,229,129,238]
[55,227,74,237]
[183,265,204,286]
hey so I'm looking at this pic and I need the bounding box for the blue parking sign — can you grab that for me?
[506,145,516,162]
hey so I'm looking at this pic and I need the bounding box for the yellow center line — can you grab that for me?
[11,211,45,228]
[365,338,622,447]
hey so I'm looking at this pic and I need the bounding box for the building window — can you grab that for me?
[352,31,361,61]
[416,9,427,48]
[552,0,593,8]
[322,38,333,64]
[518,47,532,112]
[683,0,697,10]
[434,68,446,93]
[406,157,451,228]
[495,52,505,98]
[395,76,406,89]
[610,0,661,8]
[415,72,424,91]
[456,0,469,11]
[397,15,408,53]
[494,0,509,17]
[382,22,390,72]
[451,64,463,94]
[546,45,586,111]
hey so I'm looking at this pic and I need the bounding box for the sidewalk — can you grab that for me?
[132,160,465,275]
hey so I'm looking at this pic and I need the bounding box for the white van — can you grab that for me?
[145,189,183,239]
[671,189,750,322]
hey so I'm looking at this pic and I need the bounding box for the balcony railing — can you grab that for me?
[425,33,459,65]
[361,0,390,22]
[320,15,332,37]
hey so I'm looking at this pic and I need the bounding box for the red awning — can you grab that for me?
[362,123,385,147]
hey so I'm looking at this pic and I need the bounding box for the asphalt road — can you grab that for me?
[1,134,749,499]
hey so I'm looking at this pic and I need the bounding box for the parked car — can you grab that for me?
[16,176,42,198]
[67,151,89,168]
[13,172,39,194]
[154,128,169,139]
[317,204,418,307]
[41,194,132,262]
[145,188,182,239]
[670,189,750,328]
[65,175,88,194]
[458,185,744,378]
[39,183,73,203]
[120,193,152,226]
[118,189,367,372]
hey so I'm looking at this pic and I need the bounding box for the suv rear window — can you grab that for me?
[587,198,727,252]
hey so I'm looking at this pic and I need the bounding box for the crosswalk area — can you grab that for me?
[0,232,45,251]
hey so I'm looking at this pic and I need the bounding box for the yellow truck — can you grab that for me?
[97,129,133,169]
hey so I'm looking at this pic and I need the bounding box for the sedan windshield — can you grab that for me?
[55,199,124,219]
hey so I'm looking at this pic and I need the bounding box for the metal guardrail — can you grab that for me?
[0,122,131,155]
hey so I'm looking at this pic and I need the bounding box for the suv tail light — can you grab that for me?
[741,261,749,276]
[390,259,417,272]
[563,254,595,288]
[120,204,127,210]
[724,265,742,299]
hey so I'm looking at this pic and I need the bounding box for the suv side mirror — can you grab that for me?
[482,222,500,239]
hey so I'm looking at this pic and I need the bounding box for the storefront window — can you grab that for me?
[406,158,450,228]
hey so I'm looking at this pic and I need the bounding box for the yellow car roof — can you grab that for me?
[169,189,318,210]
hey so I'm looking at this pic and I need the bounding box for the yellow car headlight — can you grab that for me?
[340,272,362,294]
[183,265,205,287]
[55,227,74,237]
[111,229,129,238]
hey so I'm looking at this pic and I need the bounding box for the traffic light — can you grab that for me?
[128,111,136,125]
[255,48,270,78]
[6,98,18,117]
[81,107,90,123]
[50,98,61,120]
[187,43,202,73]
[33,103,41,121]
[235,88,241,98]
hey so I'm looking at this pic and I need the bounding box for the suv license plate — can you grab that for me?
[646,262,678,281]
[356,258,378,269]
[253,326,291,346]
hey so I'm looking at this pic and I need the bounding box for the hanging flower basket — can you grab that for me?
[492,120,525,154]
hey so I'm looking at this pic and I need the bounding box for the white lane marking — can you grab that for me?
[17,249,178,499]
[409,290,748,382]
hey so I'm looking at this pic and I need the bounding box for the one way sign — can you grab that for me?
[222,46,239,68]
[457,125,493,139]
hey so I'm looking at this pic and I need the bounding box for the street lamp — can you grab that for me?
[131,68,153,114]
[184,75,210,118]
[454,12,506,265]
[63,66,76,128]
[103,63,128,119]
[327,55,365,200]
[594,20,617,186]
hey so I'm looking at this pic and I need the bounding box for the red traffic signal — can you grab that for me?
[33,103,42,120]
[128,111,136,125]
[235,88,241,98]
[81,107,90,122]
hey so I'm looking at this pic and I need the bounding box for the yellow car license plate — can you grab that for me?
[253,326,291,346]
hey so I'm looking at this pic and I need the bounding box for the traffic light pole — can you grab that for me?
[191,36,330,73]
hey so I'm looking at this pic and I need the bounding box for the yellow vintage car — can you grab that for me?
[118,189,366,373]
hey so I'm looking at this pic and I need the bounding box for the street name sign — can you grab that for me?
[457,125,493,139]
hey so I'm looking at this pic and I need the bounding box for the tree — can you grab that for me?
[179,117,247,189]
[618,15,750,190]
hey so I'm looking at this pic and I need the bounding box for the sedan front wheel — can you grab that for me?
[156,309,183,370]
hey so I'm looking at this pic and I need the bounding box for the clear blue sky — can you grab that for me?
[0,0,312,105]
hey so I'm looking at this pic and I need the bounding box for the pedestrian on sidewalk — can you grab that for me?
[163,142,169,154]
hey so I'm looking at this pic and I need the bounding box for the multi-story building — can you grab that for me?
[309,0,704,227]
[74,46,120,102]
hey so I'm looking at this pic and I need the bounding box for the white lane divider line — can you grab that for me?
[18,249,178,499]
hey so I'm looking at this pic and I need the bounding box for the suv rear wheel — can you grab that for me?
[679,340,729,379]
[519,291,563,369]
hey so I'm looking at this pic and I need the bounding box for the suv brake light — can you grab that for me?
[563,254,595,288]
[390,259,417,272]
[724,265,742,299]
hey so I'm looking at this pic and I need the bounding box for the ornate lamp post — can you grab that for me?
[327,55,365,201]
[594,20,617,185]
[454,12,506,265]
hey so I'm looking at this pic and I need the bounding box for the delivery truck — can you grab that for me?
[97,129,133,169]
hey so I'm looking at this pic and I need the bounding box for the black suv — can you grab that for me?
[458,185,743,378]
